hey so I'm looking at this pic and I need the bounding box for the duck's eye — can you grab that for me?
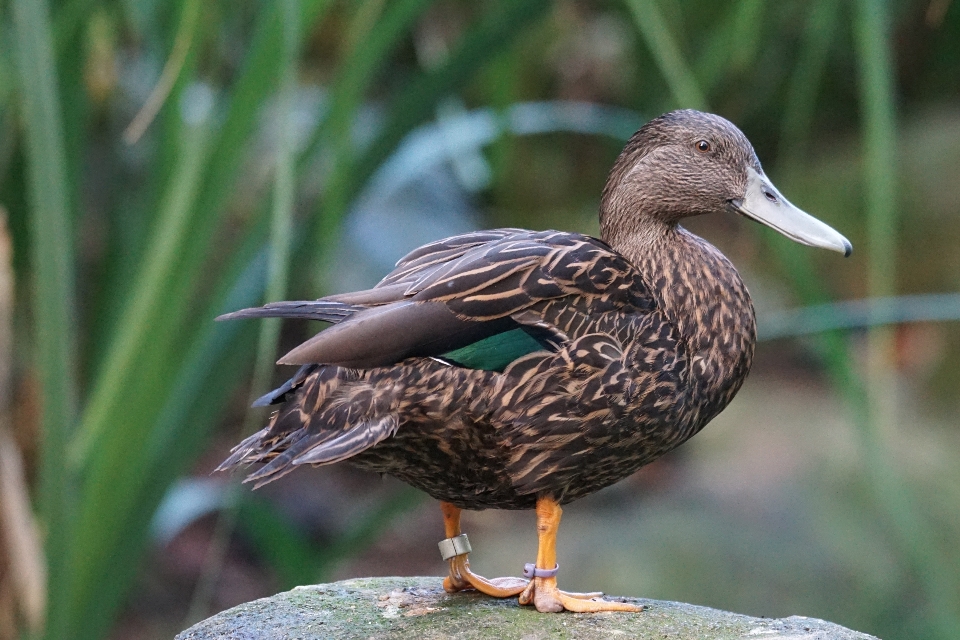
[695,140,711,153]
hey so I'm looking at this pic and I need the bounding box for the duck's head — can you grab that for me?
[600,109,852,256]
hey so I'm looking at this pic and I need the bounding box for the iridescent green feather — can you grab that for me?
[441,328,546,372]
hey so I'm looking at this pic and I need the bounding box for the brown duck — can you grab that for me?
[218,110,851,613]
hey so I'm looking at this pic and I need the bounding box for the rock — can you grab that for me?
[176,576,879,640]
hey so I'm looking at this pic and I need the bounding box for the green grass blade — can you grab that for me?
[854,0,960,635]
[183,0,305,618]
[726,0,765,72]
[123,0,202,145]
[236,495,320,588]
[299,0,439,271]
[53,0,98,54]
[0,18,14,188]
[308,0,553,268]
[254,0,302,392]
[0,35,12,116]
[82,0,322,387]
[314,486,423,582]
[234,485,423,589]
[55,3,336,633]
[69,90,213,465]
[779,0,840,163]
[59,188,270,640]
[769,4,960,637]
[72,0,332,466]
[82,0,205,377]
[143,225,269,474]
[695,0,766,92]
[320,0,435,156]
[758,294,960,340]
[854,0,896,303]
[68,247,267,640]
[9,1,79,637]
[623,0,707,110]
[60,92,214,640]
[188,0,331,235]
[143,0,331,349]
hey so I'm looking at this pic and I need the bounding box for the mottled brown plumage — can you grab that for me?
[217,110,850,610]
[218,109,850,508]
[219,219,754,507]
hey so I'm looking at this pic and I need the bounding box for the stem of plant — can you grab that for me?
[184,0,301,623]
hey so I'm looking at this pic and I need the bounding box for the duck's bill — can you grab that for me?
[730,167,852,257]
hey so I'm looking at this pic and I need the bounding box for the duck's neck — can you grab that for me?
[618,223,757,425]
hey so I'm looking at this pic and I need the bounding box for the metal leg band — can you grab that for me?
[438,533,472,560]
[523,563,559,579]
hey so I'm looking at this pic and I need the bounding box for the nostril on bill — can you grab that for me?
[763,190,778,203]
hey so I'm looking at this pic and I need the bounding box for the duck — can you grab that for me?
[217,109,852,613]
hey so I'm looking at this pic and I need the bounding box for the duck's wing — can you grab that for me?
[218,230,660,485]
[220,229,655,370]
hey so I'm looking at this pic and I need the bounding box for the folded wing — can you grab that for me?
[219,229,654,370]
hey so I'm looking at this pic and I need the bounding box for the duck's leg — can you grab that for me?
[439,501,528,597]
[517,496,644,613]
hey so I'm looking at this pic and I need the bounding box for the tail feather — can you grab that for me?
[252,364,318,407]
[215,362,404,488]
[292,415,399,466]
[216,300,364,323]
[242,429,325,486]
[242,413,399,488]
[215,429,268,471]
[215,424,295,472]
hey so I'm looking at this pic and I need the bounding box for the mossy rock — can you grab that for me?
[176,576,879,639]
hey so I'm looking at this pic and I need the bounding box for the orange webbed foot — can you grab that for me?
[443,554,528,597]
[438,498,644,612]
[515,497,644,613]
[519,576,643,613]
[439,501,528,598]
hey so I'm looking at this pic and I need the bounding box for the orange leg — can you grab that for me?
[517,497,644,613]
[440,501,528,597]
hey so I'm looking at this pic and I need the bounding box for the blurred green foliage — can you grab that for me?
[0,1,958,639]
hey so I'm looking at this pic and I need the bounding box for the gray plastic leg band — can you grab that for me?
[438,533,472,560]
[523,563,559,579]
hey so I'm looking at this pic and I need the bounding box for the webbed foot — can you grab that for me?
[517,497,644,613]
[443,554,528,597]
[437,498,643,612]
[439,501,527,598]
[518,576,642,613]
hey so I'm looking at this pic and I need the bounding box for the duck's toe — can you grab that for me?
[444,555,528,597]
[519,577,643,613]
[557,589,605,600]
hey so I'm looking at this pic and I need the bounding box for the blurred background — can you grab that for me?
[0,0,958,638]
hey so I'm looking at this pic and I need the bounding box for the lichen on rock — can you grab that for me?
[176,576,879,640]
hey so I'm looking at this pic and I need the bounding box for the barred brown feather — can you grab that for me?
[218,225,754,508]
[218,111,764,510]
